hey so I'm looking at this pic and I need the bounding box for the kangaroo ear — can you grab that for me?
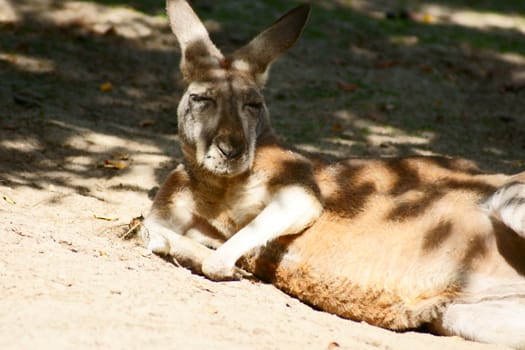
[166,0,223,81]
[232,4,310,86]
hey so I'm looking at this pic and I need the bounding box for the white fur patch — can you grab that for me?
[439,300,525,348]
[201,185,322,279]
[436,273,525,348]
[141,177,197,255]
[166,0,222,58]
[201,144,251,176]
[231,59,251,72]
[140,218,179,255]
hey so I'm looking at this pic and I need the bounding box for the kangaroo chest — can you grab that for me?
[194,171,271,239]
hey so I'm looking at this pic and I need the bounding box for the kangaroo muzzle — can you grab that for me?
[214,133,246,160]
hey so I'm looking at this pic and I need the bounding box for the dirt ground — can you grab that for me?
[1,0,524,349]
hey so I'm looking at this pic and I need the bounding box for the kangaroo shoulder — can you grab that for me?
[253,142,320,196]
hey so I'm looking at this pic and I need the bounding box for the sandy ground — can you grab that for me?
[1,0,524,349]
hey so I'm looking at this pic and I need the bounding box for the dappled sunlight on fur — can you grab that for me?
[141,2,525,348]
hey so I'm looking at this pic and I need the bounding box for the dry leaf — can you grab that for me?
[103,159,127,170]
[93,214,119,221]
[128,215,143,229]
[327,341,340,349]
[421,13,436,24]
[331,123,343,132]
[337,81,358,93]
[139,119,155,127]
[3,195,16,205]
[99,82,113,92]
[120,215,144,239]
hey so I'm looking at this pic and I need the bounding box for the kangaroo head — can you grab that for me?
[166,0,310,177]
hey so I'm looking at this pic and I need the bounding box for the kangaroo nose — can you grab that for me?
[216,135,245,160]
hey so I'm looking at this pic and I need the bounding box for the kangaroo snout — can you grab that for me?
[214,133,246,160]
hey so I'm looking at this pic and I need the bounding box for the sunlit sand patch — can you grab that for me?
[0,53,55,73]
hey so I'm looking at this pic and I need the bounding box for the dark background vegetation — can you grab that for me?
[1,0,525,194]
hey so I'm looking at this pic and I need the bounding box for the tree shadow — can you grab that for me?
[0,0,184,199]
[282,0,525,173]
[0,0,524,200]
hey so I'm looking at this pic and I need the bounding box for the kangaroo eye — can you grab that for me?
[245,102,263,110]
[189,94,214,104]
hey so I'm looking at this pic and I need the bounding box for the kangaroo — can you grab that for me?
[140,1,525,348]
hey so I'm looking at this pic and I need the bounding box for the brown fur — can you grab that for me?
[141,2,525,347]
[241,156,513,329]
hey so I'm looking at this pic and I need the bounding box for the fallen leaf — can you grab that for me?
[103,159,127,170]
[336,81,358,92]
[331,123,344,132]
[139,119,155,127]
[3,195,16,205]
[421,13,436,24]
[129,215,143,228]
[99,82,113,92]
[120,215,143,240]
[93,214,119,221]
[327,341,340,349]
